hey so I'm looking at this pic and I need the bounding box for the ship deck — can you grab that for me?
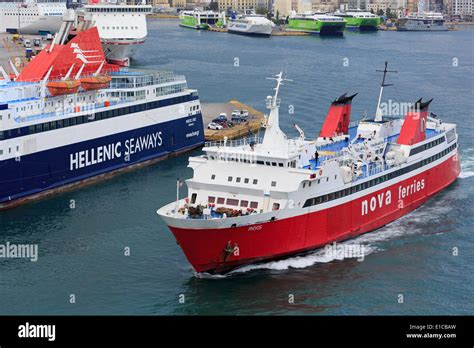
[308,126,441,175]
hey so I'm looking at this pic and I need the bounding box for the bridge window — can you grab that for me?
[217,197,225,204]
[208,196,215,203]
[191,193,197,204]
[211,174,215,180]
[240,200,248,207]
[250,202,258,208]
[272,203,280,211]
[253,179,258,185]
[271,181,276,187]
[228,176,233,182]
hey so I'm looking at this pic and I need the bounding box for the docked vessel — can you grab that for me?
[397,12,448,31]
[0,0,66,34]
[333,9,380,31]
[227,14,275,37]
[0,27,204,209]
[179,10,225,30]
[157,65,460,274]
[287,11,346,35]
[75,1,152,67]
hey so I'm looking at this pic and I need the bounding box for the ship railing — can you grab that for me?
[14,100,121,123]
[204,136,264,149]
[108,75,185,89]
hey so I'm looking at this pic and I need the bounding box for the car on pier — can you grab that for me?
[208,122,224,130]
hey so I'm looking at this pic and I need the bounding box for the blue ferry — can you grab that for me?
[0,27,204,209]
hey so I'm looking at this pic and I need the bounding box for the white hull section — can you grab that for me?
[102,39,145,66]
[398,23,448,31]
[228,23,274,36]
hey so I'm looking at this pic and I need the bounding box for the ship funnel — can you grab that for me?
[319,93,357,138]
[397,98,433,146]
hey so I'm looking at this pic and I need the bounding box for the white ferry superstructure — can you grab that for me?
[75,0,152,66]
[0,0,66,34]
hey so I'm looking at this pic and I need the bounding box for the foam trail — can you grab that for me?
[459,171,474,179]
[460,148,474,179]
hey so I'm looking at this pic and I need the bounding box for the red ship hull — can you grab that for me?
[169,152,460,274]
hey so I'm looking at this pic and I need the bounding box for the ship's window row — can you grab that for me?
[208,196,259,209]
[208,155,289,168]
[103,26,139,30]
[88,8,150,13]
[4,13,39,16]
[225,176,261,186]
[303,143,457,208]
[0,94,198,141]
[409,136,446,156]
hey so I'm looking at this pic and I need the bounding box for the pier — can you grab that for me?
[201,100,265,141]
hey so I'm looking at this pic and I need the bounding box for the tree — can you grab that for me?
[256,7,268,16]
[377,9,384,16]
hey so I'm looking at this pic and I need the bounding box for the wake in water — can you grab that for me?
[460,148,474,178]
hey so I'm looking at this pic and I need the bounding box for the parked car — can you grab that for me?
[240,110,249,117]
[23,39,32,48]
[33,39,41,47]
[212,113,227,123]
[231,114,248,123]
[208,122,223,130]
[214,120,228,128]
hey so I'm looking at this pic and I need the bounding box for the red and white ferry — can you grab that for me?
[157,65,461,274]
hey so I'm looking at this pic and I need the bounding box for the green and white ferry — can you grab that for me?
[287,11,346,36]
[333,9,380,31]
[179,10,225,30]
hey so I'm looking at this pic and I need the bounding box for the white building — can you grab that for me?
[449,0,473,20]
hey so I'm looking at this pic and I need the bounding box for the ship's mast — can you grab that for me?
[262,72,292,149]
[375,61,397,122]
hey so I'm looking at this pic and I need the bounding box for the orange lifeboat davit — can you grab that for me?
[46,80,81,96]
[80,75,112,91]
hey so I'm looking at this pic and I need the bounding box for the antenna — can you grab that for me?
[375,61,397,122]
[266,71,292,108]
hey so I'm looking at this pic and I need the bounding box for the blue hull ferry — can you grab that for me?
[0,28,204,209]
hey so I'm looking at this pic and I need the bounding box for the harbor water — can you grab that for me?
[0,20,473,315]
